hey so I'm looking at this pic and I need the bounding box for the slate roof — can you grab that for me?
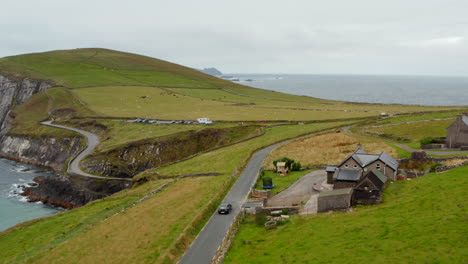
[325,166,337,172]
[463,115,468,126]
[371,170,388,184]
[378,152,398,170]
[337,146,398,171]
[335,168,362,181]
[353,154,379,167]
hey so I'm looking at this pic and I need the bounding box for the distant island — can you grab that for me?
[197,67,222,76]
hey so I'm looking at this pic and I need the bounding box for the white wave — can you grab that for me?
[18,196,29,202]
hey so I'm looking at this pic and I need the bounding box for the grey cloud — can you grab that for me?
[1,0,467,75]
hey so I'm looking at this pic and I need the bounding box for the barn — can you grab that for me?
[352,170,388,205]
[446,113,468,149]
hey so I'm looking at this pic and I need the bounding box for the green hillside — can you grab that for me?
[1,48,463,126]
[0,48,240,88]
[224,166,468,264]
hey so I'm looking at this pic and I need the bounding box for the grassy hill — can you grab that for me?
[2,48,464,127]
[224,165,468,264]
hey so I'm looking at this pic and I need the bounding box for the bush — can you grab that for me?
[291,162,302,171]
[420,137,443,146]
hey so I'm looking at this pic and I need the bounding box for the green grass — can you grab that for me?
[388,144,413,159]
[365,120,453,144]
[71,86,379,121]
[8,87,93,138]
[0,48,243,88]
[255,170,313,195]
[0,179,170,263]
[372,110,465,126]
[224,165,468,264]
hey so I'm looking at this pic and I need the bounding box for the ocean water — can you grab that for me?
[0,158,62,231]
[232,74,468,106]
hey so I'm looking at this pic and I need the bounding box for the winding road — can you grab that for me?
[40,121,131,181]
[179,140,292,264]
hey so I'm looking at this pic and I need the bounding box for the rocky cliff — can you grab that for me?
[0,75,52,137]
[0,135,82,170]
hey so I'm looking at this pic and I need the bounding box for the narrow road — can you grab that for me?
[267,170,326,207]
[40,121,131,181]
[178,141,291,264]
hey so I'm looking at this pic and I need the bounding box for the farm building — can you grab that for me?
[352,170,388,205]
[333,168,362,189]
[446,113,468,149]
[317,188,353,212]
[332,146,398,181]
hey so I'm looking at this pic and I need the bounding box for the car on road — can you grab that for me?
[217,203,232,214]
[149,120,158,124]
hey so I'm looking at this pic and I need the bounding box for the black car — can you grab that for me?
[218,203,233,214]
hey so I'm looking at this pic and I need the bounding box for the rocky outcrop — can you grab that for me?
[0,75,52,137]
[0,135,82,170]
[22,173,130,208]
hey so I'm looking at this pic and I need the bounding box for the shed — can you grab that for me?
[276,161,289,176]
[325,166,337,184]
[334,169,362,189]
[317,188,353,213]
[352,170,387,205]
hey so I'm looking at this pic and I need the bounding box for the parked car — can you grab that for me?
[149,120,158,124]
[218,203,233,214]
[134,118,143,123]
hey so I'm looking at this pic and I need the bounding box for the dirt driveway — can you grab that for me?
[267,170,326,207]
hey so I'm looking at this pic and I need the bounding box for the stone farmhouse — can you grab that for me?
[319,146,398,212]
[326,146,398,185]
[446,113,468,149]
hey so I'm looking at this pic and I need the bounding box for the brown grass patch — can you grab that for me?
[263,133,397,169]
[443,158,468,166]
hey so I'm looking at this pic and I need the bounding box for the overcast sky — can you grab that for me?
[1,0,467,75]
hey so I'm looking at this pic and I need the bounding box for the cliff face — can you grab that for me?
[0,74,84,170]
[0,75,52,137]
[0,135,82,170]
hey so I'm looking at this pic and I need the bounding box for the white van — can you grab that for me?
[197,118,213,124]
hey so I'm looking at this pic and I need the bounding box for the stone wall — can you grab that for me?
[251,189,271,199]
[435,161,468,173]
